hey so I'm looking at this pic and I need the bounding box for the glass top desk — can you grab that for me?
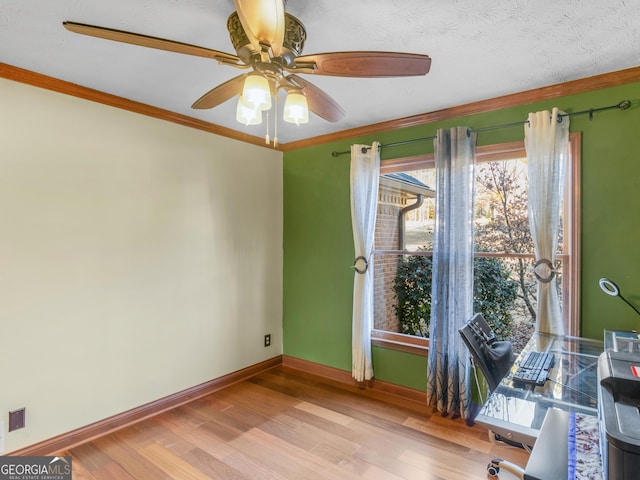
[474,332,604,447]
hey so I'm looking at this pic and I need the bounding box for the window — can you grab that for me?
[372,135,580,355]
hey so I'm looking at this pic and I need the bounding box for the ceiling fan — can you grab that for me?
[63,0,431,129]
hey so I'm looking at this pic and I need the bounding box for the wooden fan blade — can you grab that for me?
[286,75,345,123]
[192,74,247,109]
[293,51,431,77]
[63,21,241,64]
[233,0,285,57]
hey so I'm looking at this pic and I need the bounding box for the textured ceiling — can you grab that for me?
[2,0,639,144]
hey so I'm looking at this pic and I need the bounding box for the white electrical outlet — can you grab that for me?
[0,419,5,454]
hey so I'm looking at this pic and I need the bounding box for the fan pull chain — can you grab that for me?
[265,110,270,145]
[273,98,278,148]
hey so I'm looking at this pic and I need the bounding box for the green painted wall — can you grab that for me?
[283,82,640,389]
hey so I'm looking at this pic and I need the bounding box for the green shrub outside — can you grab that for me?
[393,252,517,339]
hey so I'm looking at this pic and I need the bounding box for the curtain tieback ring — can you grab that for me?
[353,256,369,274]
[533,258,555,283]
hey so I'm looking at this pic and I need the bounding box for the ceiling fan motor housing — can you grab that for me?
[227,11,306,67]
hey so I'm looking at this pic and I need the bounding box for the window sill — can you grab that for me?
[371,330,429,356]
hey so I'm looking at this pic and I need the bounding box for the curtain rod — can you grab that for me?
[331,99,631,157]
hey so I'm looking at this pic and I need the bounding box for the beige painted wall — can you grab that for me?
[0,79,283,452]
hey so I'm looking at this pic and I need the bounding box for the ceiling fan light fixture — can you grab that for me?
[62,2,431,132]
[283,91,309,126]
[236,95,262,125]
[242,73,271,111]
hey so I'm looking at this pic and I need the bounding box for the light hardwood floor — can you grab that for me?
[60,367,529,479]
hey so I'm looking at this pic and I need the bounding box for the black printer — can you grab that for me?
[598,350,640,480]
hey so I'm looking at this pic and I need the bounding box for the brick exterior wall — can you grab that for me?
[373,191,404,333]
[374,174,435,334]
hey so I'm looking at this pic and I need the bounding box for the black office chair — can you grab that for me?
[459,313,514,393]
[459,314,525,479]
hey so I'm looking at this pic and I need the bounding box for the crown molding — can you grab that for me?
[0,62,270,149]
[280,65,640,151]
[2,62,639,152]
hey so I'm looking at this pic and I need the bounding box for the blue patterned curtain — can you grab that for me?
[426,127,476,420]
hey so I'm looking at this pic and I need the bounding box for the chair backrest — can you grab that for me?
[459,313,514,392]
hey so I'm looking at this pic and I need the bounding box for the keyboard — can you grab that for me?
[512,351,555,386]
